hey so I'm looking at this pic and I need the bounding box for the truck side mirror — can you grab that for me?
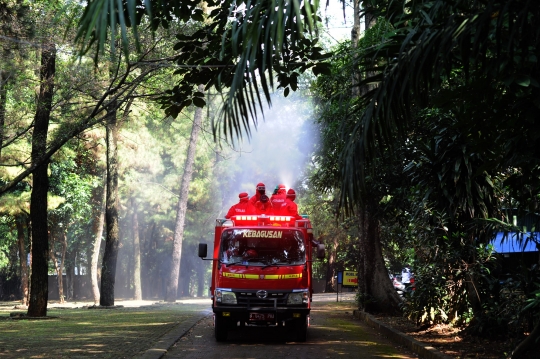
[198,243,208,259]
[316,244,325,259]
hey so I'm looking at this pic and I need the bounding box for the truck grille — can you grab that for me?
[235,291,288,308]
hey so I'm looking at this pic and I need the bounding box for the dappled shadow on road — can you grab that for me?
[165,301,416,359]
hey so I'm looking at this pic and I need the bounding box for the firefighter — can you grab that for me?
[225,192,256,218]
[255,193,274,215]
[270,184,287,212]
[243,249,258,259]
[283,188,303,219]
[249,182,266,206]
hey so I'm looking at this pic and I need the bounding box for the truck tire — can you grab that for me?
[215,314,228,342]
[296,317,307,342]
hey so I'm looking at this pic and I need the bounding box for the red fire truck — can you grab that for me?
[198,214,325,342]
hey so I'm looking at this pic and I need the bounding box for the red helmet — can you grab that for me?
[239,192,249,199]
[287,188,296,201]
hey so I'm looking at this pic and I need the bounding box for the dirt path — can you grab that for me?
[163,299,417,359]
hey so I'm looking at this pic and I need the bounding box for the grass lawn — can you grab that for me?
[0,300,210,359]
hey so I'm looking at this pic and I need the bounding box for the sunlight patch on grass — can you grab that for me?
[0,303,207,358]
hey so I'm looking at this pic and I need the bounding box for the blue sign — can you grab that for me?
[337,271,343,284]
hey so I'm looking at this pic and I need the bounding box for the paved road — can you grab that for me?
[163,295,417,359]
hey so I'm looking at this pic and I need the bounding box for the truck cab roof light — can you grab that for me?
[230,215,298,226]
[231,215,258,221]
[269,216,291,222]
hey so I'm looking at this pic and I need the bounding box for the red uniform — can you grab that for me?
[283,189,303,219]
[270,184,287,213]
[255,194,274,215]
[225,192,256,219]
[249,182,266,206]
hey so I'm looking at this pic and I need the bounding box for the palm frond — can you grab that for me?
[75,0,325,142]
[340,0,540,209]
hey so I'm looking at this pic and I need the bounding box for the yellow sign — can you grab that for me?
[343,271,358,287]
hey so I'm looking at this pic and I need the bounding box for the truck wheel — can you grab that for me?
[296,317,307,342]
[215,314,228,342]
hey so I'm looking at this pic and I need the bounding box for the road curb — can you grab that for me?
[353,310,454,359]
[134,310,212,359]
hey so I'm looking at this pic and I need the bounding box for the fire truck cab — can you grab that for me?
[198,214,324,342]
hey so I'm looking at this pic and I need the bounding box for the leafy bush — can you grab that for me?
[467,264,540,338]
[403,238,499,327]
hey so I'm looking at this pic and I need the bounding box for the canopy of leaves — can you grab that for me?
[341,0,540,211]
[75,0,331,141]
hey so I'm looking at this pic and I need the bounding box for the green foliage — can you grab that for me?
[459,263,540,339]
[340,0,540,210]
[49,157,96,223]
[404,239,499,326]
[307,3,540,340]
[0,216,16,271]
[76,1,330,142]
[299,188,360,278]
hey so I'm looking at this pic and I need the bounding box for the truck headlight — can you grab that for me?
[215,289,237,304]
[287,290,308,305]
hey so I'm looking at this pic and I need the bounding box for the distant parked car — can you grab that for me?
[390,272,416,297]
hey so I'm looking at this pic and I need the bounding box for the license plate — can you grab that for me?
[249,312,275,321]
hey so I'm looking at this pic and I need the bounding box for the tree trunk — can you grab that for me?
[357,210,366,306]
[57,232,67,303]
[145,221,157,298]
[49,247,62,303]
[358,205,401,314]
[356,1,377,97]
[90,182,106,304]
[65,248,75,301]
[325,236,339,293]
[165,85,204,302]
[27,218,32,301]
[351,0,361,98]
[0,70,8,159]
[132,203,142,300]
[16,216,29,306]
[100,99,119,306]
[48,226,67,304]
[27,43,56,317]
[362,1,377,29]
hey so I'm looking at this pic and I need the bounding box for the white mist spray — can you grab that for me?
[222,92,319,210]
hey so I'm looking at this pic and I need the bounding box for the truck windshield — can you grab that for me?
[220,229,306,266]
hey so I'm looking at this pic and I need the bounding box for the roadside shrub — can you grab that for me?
[467,264,540,338]
[403,237,499,327]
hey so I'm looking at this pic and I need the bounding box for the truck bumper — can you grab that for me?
[213,306,309,326]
